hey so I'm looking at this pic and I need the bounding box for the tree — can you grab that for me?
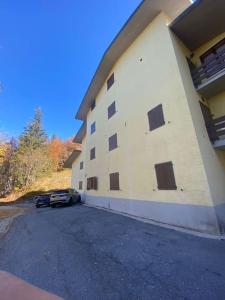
[48,136,81,171]
[19,108,47,152]
[0,143,8,165]
[13,108,52,188]
[48,136,64,171]
[0,139,17,196]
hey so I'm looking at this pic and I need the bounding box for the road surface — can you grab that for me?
[0,204,225,299]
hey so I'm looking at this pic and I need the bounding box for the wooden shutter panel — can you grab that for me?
[109,134,118,151]
[108,101,116,119]
[107,73,114,90]
[93,177,98,190]
[87,177,97,190]
[91,99,96,111]
[90,148,95,160]
[79,181,82,190]
[91,122,96,134]
[148,104,165,131]
[155,162,177,190]
[110,173,120,190]
[87,178,90,190]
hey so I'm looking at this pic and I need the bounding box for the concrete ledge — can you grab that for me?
[83,195,221,235]
[215,203,225,234]
[84,203,225,240]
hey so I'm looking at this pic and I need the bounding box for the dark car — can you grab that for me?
[35,194,51,208]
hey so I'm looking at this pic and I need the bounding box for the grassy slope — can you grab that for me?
[0,169,72,204]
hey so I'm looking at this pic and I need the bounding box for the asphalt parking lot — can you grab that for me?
[0,204,225,300]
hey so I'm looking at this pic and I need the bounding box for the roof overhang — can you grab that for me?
[170,0,225,51]
[73,122,87,143]
[64,150,82,169]
[75,0,191,120]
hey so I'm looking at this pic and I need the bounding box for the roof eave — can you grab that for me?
[75,0,191,121]
[73,122,87,143]
[64,150,82,169]
[170,0,225,51]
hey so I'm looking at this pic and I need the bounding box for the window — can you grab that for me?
[109,133,118,151]
[90,147,96,160]
[80,161,83,170]
[79,181,83,190]
[110,172,120,190]
[87,177,98,190]
[90,122,96,134]
[107,73,114,90]
[108,101,116,119]
[154,161,177,190]
[148,104,165,131]
[91,99,96,111]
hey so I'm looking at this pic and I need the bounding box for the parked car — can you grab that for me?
[50,189,81,208]
[35,194,51,208]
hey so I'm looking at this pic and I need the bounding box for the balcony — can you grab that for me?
[206,115,225,150]
[190,48,225,99]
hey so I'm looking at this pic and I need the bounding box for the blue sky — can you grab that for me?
[0,0,141,140]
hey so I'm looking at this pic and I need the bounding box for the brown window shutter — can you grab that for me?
[90,148,96,160]
[108,101,116,119]
[87,178,90,190]
[91,99,96,111]
[90,122,96,134]
[79,181,83,190]
[109,134,118,151]
[110,173,120,190]
[93,177,98,190]
[107,73,114,90]
[154,161,177,190]
[87,177,97,190]
[148,104,165,131]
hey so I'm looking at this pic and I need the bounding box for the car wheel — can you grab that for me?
[78,195,81,202]
[51,204,56,208]
[36,204,40,208]
[68,197,73,206]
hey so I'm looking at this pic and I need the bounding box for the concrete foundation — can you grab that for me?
[83,194,222,235]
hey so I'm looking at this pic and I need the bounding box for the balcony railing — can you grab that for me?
[191,48,225,88]
[206,115,225,143]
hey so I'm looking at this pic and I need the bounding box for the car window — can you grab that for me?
[39,195,49,200]
[54,190,69,194]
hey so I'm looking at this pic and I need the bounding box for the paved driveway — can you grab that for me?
[0,204,225,300]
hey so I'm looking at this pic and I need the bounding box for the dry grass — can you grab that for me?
[27,169,72,192]
[0,169,72,204]
[0,208,25,219]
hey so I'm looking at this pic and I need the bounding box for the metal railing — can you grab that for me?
[191,48,225,88]
[206,115,225,142]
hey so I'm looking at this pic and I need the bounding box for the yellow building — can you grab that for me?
[66,0,225,235]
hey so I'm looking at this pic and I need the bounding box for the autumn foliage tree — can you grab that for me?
[0,109,52,196]
[0,108,79,198]
[48,136,80,171]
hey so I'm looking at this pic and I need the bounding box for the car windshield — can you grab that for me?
[39,195,49,199]
[53,190,69,194]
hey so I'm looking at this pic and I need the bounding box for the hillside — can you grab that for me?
[0,169,72,204]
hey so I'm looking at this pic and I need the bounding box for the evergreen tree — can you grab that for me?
[13,108,52,188]
[19,108,47,152]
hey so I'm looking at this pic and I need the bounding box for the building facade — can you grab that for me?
[67,0,225,235]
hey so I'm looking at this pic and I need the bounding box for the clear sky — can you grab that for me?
[0,0,142,140]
